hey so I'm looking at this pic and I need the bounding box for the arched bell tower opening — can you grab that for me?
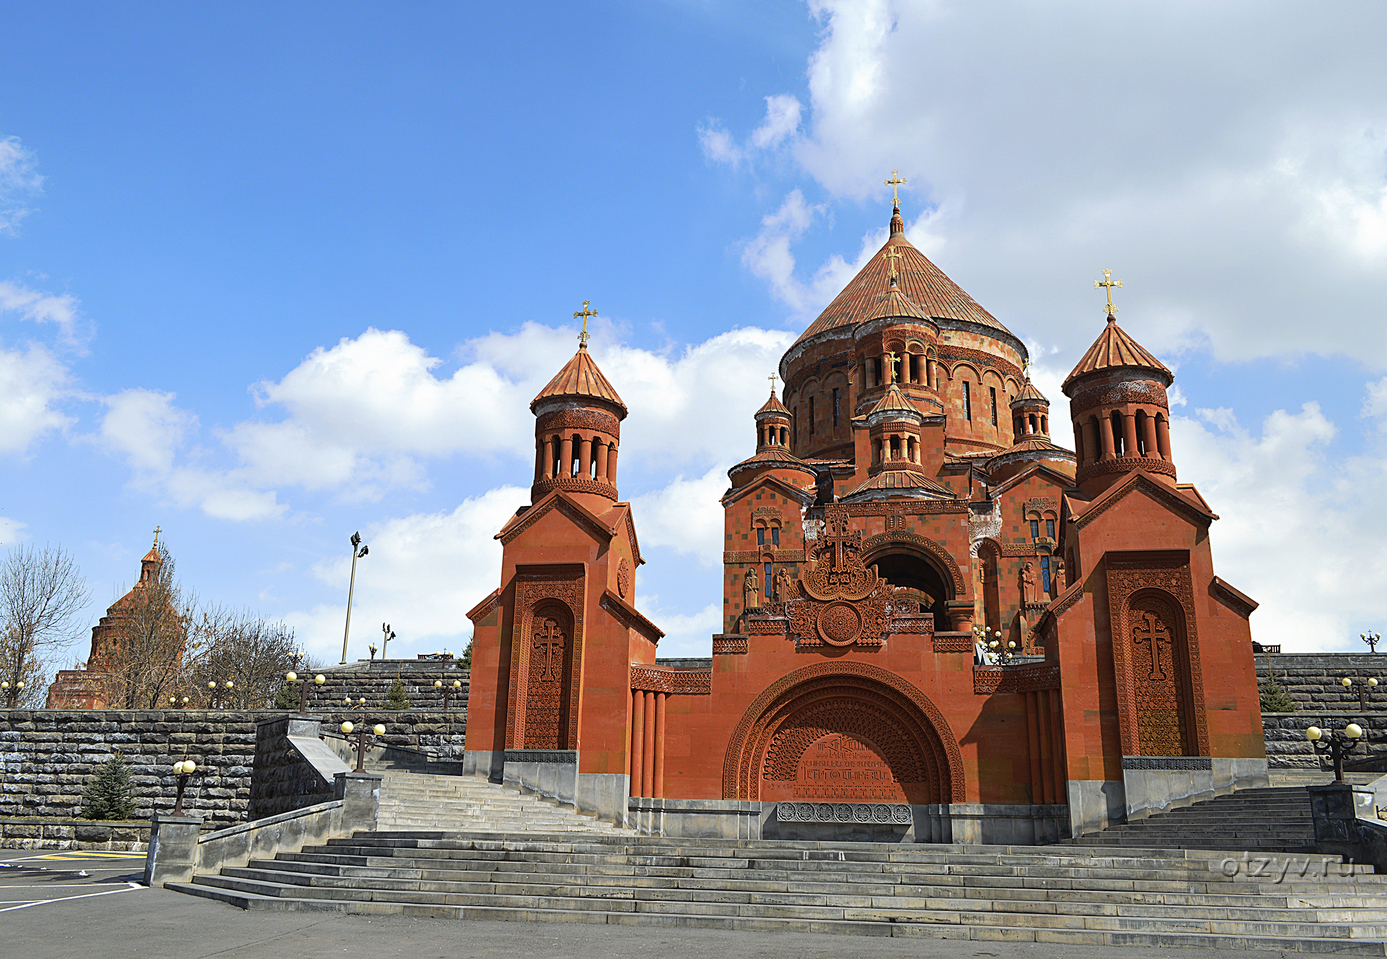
[866,547,952,623]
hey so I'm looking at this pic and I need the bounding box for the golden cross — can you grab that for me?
[882,247,904,278]
[1094,269,1123,318]
[884,170,907,207]
[768,373,778,393]
[573,300,597,346]
[153,525,161,545]
[1022,357,1031,378]
[884,351,900,382]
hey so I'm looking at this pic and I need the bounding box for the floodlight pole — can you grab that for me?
[340,531,368,664]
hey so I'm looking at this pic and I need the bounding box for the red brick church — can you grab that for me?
[464,196,1266,842]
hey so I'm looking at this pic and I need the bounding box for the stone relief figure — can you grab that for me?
[1054,558,1067,592]
[1021,562,1039,606]
[774,567,795,603]
[743,566,761,611]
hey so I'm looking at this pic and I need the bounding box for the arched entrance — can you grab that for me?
[723,662,966,803]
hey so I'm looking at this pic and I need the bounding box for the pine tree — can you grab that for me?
[383,677,409,710]
[460,638,473,670]
[82,752,137,820]
[1260,676,1297,712]
[271,682,299,710]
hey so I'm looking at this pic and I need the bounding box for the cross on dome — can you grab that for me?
[768,372,778,394]
[882,247,904,279]
[152,525,161,546]
[884,170,907,208]
[574,300,598,346]
[1094,270,1123,319]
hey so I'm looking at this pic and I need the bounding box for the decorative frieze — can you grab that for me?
[777,801,913,824]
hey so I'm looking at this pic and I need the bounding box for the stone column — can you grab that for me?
[1141,413,1159,460]
[1099,415,1116,461]
[629,689,644,797]
[594,438,607,481]
[1121,413,1139,459]
[653,693,666,800]
[578,434,592,479]
[1155,416,1171,461]
[143,814,203,887]
[1081,419,1098,467]
[642,690,656,798]
[606,444,619,485]
[334,770,382,833]
[534,439,543,484]
[560,435,573,478]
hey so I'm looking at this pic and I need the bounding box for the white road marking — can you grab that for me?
[0,882,141,912]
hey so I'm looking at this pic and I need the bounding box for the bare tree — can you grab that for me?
[0,544,92,707]
[99,544,197,709]
[190,606,302,708]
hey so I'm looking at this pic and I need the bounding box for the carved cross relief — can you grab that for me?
[532,618,566,683]
[1131,611,1170,682]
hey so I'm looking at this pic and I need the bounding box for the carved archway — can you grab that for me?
[861,532,966,597]
[722,662,966,803]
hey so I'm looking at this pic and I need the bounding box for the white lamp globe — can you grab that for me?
[1346,723,1365,739]
[1306,726,1323,741]
[373,724,386,736]
[341,722,354,735]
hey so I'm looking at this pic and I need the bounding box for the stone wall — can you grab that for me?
[0,708,468,833]
[1262,711,1387,769]
[295,660,470,712]
[0,710,258,826]
[1258,653,1387,711]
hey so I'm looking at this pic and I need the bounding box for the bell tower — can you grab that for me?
[529,304,628,512]
[1062,272,1176,497]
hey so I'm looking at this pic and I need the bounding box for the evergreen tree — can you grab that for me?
[383,677,409,710]
[271,682,300,710]
[1260,676,1297,712]
[460,638,473,670]
[82,752,137,820]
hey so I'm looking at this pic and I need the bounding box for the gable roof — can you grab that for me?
[497,491,643,565]
[1070,470,1217,532]
[720,472,816,508]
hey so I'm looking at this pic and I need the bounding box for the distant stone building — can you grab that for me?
[46,541,165,709]
[464,196,1266,840]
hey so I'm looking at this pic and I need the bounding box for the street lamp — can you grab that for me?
[1307,724,1365,782]
[381,623,396,660]
[170,759,198,816]
[434,679,463,709]
[0,680,24,708]
[340,721,387,773]
[339,531,370,664]
[1364,632,1381,654]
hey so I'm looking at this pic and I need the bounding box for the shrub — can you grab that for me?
[1260,677,1297,712]
[82,752,137,820]
[383,677,409,711]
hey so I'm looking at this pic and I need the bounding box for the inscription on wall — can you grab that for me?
[760,733,908,803]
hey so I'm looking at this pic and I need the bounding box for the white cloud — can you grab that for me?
[0,280,86,347]
[0,516,26,546]
[700,94,805,168]
[288,486,526,661]
[629,465,729,567]
[0,343,74,453]
[1173,400,1387,650]
[715,1,1387,366]
[637,595,722,659]
[0,136,43,235]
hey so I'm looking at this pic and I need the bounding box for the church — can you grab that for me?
[463,189,1267,843]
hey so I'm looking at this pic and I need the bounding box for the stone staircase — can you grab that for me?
[374,768,628,834]
[1067,787,1319,853]
[167,827,1387,952]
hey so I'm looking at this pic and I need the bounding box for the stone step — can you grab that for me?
[164,879,1387,952]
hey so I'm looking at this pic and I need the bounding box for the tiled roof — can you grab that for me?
[861,284,928,323]
[844,466,954,498]
[531,345,627,415]
[1062,317,1172,390]
[867,384,922,418]
[728,446,816,481]
[1006,436,1067,454]
[757,390,790,416]
[1012,378,1048,405]
[792,205,1011,348]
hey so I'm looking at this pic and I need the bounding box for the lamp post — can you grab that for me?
[0,680,24,708]
[170,759,197,816]
[340,721,386,773]
[339,532,370,664]
[381,623,395,660]
[1307,724,1365,782]
[1365,632,1381,654]
[433,678,463,709]
[1369,678,1379,711]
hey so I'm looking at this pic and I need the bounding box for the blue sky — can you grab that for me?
[3,1,1387,674]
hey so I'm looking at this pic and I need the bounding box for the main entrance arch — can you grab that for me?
[723,662,966,803]
[861,532,965,623]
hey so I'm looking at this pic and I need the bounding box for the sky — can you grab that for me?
[3,1,1387,675]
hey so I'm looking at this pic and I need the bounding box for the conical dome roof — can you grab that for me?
[867,383,922,419]
[1062,316,1172,391]
[531,345,627,416]
[792,205,1011,348]
[757,390,790,417]
[861,283,928,323]
[1012,377,1048,406]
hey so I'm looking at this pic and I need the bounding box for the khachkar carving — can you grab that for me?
[785,507,892,649]
[1105,555,1210,757]
[506,571,585,751]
